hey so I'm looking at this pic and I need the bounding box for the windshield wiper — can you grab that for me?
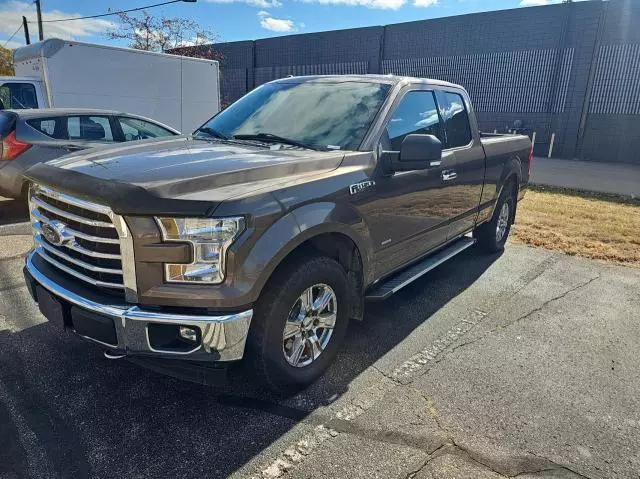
[195,127,229,140]
[231,133,318,150]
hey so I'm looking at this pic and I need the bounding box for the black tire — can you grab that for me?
[246,255,351,395]
[474,181,517,253]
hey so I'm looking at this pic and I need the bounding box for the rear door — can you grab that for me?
[434,89,486,239]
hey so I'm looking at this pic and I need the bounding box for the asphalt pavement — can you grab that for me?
[1,232,639,479]
[531,157,640,198]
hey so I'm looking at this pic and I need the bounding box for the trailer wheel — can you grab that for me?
[246,255,350,395]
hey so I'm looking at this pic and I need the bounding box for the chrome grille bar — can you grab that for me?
[35,245,124,289]
[33,223,121,259]
[31,209,119,244]
[37,185,113,215]
[35,235,123,275]
[31,195,115,228]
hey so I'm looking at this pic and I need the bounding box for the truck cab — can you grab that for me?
[0,77,46,110]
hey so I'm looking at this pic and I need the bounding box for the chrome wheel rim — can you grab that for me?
[282,283,337,368]
[496,202,510,243]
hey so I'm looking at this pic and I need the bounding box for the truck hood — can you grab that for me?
[25,136,345,216]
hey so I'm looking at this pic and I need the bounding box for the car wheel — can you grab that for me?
[474,181,517,253]
[246,255,350,395]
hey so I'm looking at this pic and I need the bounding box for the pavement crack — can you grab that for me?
[446,273,601,359]
[504,274,601,330]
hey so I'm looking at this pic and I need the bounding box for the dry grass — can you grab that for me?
[511,186,640,267]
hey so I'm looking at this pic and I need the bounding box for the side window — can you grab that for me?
[27,118,61,138]
[67,116,114,142]
[0,83,38,109]
[438,92,472,148]
[384,91,443,151]
[117,117,175,142]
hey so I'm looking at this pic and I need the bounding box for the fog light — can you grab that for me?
[179,326,198,342]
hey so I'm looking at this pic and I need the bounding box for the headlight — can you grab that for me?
[156,217,245,284]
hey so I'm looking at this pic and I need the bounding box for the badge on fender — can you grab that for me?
[349,180,375,195]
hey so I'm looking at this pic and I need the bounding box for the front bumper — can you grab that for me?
[25,251,253,361]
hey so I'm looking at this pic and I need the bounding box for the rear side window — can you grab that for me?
[438,92,472,148]
[67,116,114,142]
[0,83,38,110]
[117,117,175,141]
[27,118,62,138]
[385,90,444,151]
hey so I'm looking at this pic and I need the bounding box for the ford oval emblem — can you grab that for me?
[41,221,71,246]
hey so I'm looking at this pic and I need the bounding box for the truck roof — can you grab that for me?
[269,74,464,90]
[13,38,219,64]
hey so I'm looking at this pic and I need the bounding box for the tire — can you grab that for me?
[474,181,517,253]
[246,255,351,395]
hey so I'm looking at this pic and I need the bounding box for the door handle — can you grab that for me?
[441,170,457,181]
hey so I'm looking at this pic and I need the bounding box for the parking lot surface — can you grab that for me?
[1,232,639,479]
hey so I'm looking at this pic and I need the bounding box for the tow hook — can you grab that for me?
[104,350,126,360]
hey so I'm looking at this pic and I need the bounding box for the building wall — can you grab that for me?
[204,0,638,164]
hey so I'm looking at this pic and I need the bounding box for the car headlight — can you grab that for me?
[156,217,245,284]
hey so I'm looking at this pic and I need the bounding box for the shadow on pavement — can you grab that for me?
[0,248,500,478]
[0,197,29,226]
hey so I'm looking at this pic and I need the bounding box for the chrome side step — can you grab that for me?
[365,236,476,301]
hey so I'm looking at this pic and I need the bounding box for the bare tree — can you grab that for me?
[106,10,219,53]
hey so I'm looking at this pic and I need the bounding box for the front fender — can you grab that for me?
[235,202,373,304]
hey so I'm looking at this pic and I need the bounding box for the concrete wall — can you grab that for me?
[203,0,638,164]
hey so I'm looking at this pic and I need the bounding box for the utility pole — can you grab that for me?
[35,0,43,41]
[22,16,31,44]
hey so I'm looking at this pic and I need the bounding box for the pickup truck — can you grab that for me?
[22,75,532,394]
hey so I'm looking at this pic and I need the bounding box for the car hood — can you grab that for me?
[25,136,346,216]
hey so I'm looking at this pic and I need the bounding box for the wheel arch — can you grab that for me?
[240,202,373,320]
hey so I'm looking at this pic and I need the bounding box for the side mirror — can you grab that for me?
[381,134,443,173]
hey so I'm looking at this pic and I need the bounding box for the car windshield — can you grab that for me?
[195,81,391,151]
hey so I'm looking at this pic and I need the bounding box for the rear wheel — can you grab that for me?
[246,255,350,395]
[474,181,517,253]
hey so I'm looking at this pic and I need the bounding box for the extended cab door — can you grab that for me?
[364,88,455,277]
[434,89,486,239]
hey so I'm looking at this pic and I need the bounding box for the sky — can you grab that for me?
[0,0,570,50]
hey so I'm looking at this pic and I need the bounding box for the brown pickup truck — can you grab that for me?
[23,75,531,393]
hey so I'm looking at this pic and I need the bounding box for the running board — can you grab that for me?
[365,237,476,301]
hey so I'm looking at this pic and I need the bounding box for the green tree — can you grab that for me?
[0,46,15,76]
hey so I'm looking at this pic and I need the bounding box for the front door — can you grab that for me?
[361,89,459,278]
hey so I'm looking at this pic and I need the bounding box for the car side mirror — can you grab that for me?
[381,134,443,173]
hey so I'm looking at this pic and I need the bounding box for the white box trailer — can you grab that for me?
[5,38,220,132]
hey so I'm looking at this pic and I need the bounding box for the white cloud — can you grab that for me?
[301,0,405,10]
[413,0,438,6]
[257,11,298,32]
[206,0,282,8]
[0,0,114,46]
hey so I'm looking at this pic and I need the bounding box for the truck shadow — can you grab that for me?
[0,197,29,226]
[0,247,500,478]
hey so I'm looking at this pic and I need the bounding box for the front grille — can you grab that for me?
[29,185,126,296]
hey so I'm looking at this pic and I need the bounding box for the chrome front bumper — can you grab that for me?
[25,251,253,361]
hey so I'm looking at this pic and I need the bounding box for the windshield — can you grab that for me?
[195,81,391,151]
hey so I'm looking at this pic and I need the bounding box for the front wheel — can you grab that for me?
[246,255,350,395]
[474,182,516,253]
